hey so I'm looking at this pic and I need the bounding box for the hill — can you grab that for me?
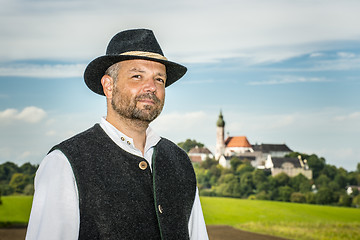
[201,196,360,240]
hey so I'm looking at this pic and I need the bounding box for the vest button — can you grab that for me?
[158,204,163,214]
[139,161,148,170]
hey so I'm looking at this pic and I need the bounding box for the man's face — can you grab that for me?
[110,59,166,123]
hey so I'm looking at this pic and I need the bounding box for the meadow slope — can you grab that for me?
[201,196,360,240]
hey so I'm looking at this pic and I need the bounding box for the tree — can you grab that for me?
[316,187,333,205]
[252,169,268,189]
[307,154,325,179]
[315,174,330,189]
[195,168,211,189]
[338,194,352,207]
[277,186,294,202]
[9,173,30,193]
[334,174,347,189]
[215,173,240,197]
[274,173,290,187]
[177,139,204,153]
[0,184,14,195]
[353,195,360,207]
[200,157,217,169]
[0,162,20,182]
[328,181,341,192]
[291,192,306,203]
[23,184,35,195]
[289,174,309,192]
[305,192,316,204]
[20,162,38,175]
[350,187,359,197]
[236,163,254,175]
[240,172,254,189]
[230,157,242,172]
[321,164,337,179]
[299,181,312,193]
[255,191,270,200]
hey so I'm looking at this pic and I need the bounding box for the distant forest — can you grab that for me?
[1,148,360,208]
[194,152,360,208]
[0,162,37,198]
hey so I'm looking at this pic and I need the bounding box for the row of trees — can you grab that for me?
[1,139,360,208]
[0,162,37,202]
[193,152,360,207]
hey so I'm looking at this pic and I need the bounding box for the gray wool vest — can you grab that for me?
[50,124,197,240]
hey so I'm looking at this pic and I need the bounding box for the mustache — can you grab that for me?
[135,93,161,104]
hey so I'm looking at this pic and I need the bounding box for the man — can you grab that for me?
[26,29,208,240]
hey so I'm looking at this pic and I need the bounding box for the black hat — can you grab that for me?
[84,29,187,95]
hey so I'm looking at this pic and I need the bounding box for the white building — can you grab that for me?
[265,155,313,179]
[215,112,313,179]
[188,146,214,163]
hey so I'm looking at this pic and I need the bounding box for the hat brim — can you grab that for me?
[84,55,187,96]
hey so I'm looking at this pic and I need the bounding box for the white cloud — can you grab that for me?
[1,0,360,64]
[337,52,356,58]
[248,76,329,85]
[45,130,57,136]
[0,63,85,78]
[151,111,208,133]
[334,112,360,121]
[0,106,47,123]
[18,151,32,160]
[311,56,360,71]
[310,53,324,58]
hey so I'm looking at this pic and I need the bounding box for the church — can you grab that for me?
[215,111,312,179]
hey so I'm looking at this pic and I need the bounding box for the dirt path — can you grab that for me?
[207,225,289,240]
[0,226,289,240]
[0,228,26,240]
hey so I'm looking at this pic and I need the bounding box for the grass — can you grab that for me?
[1,195,360,239]
[0,196,33,227]
[201,196,360,240]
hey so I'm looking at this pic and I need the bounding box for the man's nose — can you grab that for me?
[143,78,156,93]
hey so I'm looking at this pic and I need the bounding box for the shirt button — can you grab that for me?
[158,204,163,214]
[139,161,148,170]
[120,137,125,141]
[127,140,131,145]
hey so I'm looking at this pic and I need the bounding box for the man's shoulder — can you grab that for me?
[156,137,189,158]
[157,138,188,155]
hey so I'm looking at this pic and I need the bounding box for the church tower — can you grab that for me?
[215,110,225,159]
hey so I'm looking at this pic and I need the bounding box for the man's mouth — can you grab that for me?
[136,93,160,105]
[138,99,155,105]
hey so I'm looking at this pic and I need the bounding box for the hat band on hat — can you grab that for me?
[120,51,168,61]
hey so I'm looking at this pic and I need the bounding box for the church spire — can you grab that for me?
[215,110,225,159]
[217,110,225,127]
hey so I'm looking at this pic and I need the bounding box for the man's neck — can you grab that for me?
[106,113,149,155]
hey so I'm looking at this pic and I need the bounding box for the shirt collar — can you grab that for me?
[99,117,161,157]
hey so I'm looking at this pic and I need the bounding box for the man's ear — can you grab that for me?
[101,75,114,99]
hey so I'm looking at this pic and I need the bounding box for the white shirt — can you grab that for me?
[26,118,208,240]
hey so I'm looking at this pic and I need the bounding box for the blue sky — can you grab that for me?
[1,0,359,171]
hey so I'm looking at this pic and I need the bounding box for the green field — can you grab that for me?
[201,196,360,240]
[0,196,33,227]
[1,196,360,239]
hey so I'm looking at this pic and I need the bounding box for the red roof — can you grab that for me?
[225,136,252,148]
[189,155,202,163]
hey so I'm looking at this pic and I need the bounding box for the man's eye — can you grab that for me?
[156,78,165,84]
[132,75,141,79]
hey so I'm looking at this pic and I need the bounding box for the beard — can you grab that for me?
[111,88,164,123]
